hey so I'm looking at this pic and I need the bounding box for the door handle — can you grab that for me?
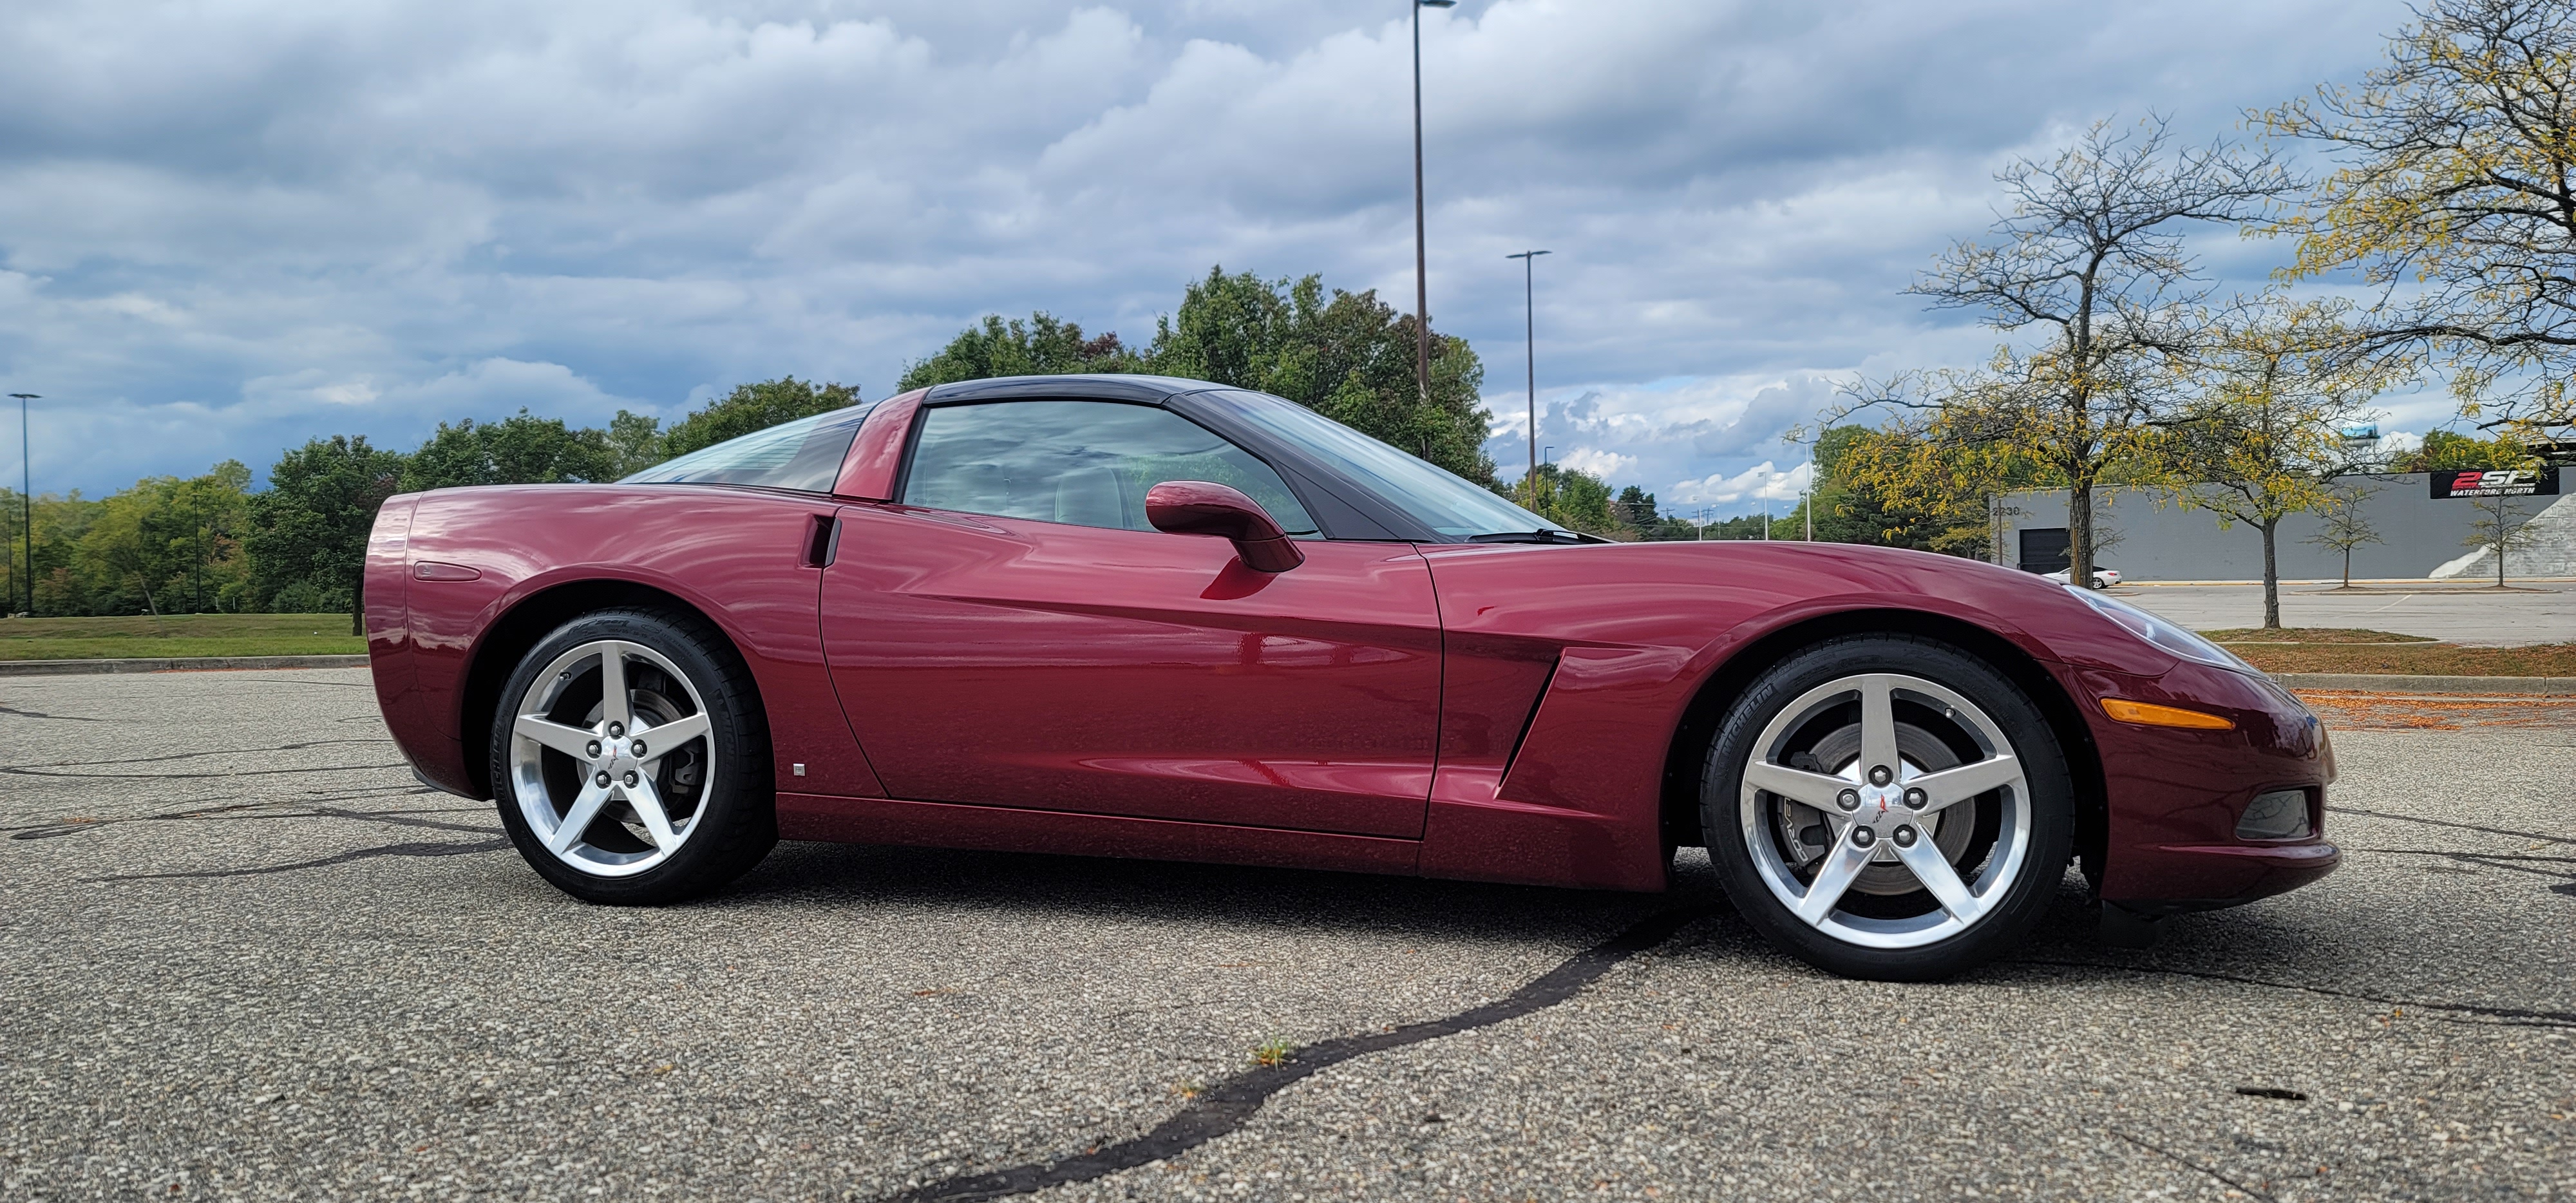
[800,514,840,568]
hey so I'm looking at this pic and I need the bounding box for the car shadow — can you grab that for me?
[710,838,2404,999]
[727,836,1732,949]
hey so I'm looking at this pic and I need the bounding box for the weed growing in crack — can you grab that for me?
[1250,1038,1293,1068]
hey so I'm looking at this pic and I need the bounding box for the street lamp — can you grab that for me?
[1506,249,1550,500]
[9,393,33,618]
[1412,0,1455,404]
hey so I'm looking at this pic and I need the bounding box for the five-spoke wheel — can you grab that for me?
[489,609,776,903]
[509,638,715,876]
[1705,635,2071,980]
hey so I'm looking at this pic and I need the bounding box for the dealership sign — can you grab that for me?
[2431,467,2561,498]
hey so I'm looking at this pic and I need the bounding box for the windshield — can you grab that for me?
[620,402,876,492]
[1191,389,1563,539]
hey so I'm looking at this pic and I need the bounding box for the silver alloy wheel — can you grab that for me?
[509,638,717,878]
[1736,672,2032,949]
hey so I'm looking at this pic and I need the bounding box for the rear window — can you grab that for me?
[621,403,876,493]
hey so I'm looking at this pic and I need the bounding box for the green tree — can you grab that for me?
[2389,428,2523,472]
[1150,269,1496,483]
[402,408,619,491]
[1517,464,1626,537]
[661,377,860,461]
[246,436,408,634]
[1803,424,1964,551]
[897,267,1499,484]
[896,314,1143,390]
[2263,0,2576,437]
[71,462,254,617]
[1613,484,1705,540]
[14,491,106,616]
[606,410,666,478]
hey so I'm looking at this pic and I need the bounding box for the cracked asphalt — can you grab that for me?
[3,668,2572,1202]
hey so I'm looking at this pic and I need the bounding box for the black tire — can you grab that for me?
[1700,634,2072,981]
[488,608,777,904]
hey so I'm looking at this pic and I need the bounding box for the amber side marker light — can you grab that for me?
[2100,697,2236,730]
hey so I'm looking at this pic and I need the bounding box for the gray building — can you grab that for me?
[1998,472,2575,581]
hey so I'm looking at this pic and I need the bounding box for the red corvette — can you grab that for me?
[368,374,2336,980]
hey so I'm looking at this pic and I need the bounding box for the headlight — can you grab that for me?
[2065,585,2257,673]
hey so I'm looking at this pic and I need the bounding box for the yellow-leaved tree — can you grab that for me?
[2148,298,2406,628]
[2263,0,2576,439]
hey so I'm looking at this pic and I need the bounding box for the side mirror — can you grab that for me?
[1145,480,1305,573]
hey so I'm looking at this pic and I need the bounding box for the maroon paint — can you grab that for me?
[364,494,422,758]
[1142,480,1306,573]
[815,503,1440,838]
[774,791,1419,876]
[833,388,922,501]
[1409,540,2335,904]
[372,485,884,800]
[371,482,2336,911]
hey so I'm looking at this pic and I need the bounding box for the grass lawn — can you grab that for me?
[2203,627,2576,677]
[0,614,366,661]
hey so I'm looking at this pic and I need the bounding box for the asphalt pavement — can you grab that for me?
[2113,581,2576,646]
[3,668,2571,1201]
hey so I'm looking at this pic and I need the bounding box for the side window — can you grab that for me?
[903,401,1320,535]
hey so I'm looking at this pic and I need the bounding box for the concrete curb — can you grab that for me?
[2271,672,2576,695]
[0,654,370,677]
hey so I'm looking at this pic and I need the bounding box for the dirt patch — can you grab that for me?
[2293,690,2576,730]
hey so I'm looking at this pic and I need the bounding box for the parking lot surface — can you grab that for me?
[3,668,2572,1202]
[2116,581,2575,646]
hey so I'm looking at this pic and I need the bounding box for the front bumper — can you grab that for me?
[2073,659,2341,908]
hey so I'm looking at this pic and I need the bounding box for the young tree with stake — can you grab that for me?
[2152,298,2401,627]
[2304,480,2385,589]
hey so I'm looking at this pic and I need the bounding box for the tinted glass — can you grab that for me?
[904,401,1318,535]
[1191,389,1560,538]
[620,402,876,492]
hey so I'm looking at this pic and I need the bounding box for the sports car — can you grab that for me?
[367,374,2337,980]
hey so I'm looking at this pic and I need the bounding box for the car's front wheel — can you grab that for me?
[1701,634,2072,980]
[488,608,777,904]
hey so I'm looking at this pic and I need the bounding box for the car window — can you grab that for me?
[1189,389,1562,538]
[620,403,876,493]
[904,400,1320,536]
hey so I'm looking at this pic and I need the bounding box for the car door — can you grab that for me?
[817,397,1442,838]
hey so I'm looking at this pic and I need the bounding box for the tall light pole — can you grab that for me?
[1506,249,1549,498]
[10,393,35,618]
[1412,0,1455,404]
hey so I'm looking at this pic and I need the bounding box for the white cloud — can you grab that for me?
[0,0,2415,491]
[1554,446,1634,480]
[1670,461,1814,508]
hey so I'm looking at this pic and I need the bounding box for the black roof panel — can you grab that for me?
[920,374,1217,405]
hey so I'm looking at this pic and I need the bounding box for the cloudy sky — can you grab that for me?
[0,0,2445,511]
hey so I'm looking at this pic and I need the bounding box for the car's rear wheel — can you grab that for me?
[488,609,776,904]
[1701,634,2072,981]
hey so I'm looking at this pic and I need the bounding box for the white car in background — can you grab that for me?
[2044,565,2122,589]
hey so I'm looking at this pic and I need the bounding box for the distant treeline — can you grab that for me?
[12,258,2528,632]
[0,377,855,629]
